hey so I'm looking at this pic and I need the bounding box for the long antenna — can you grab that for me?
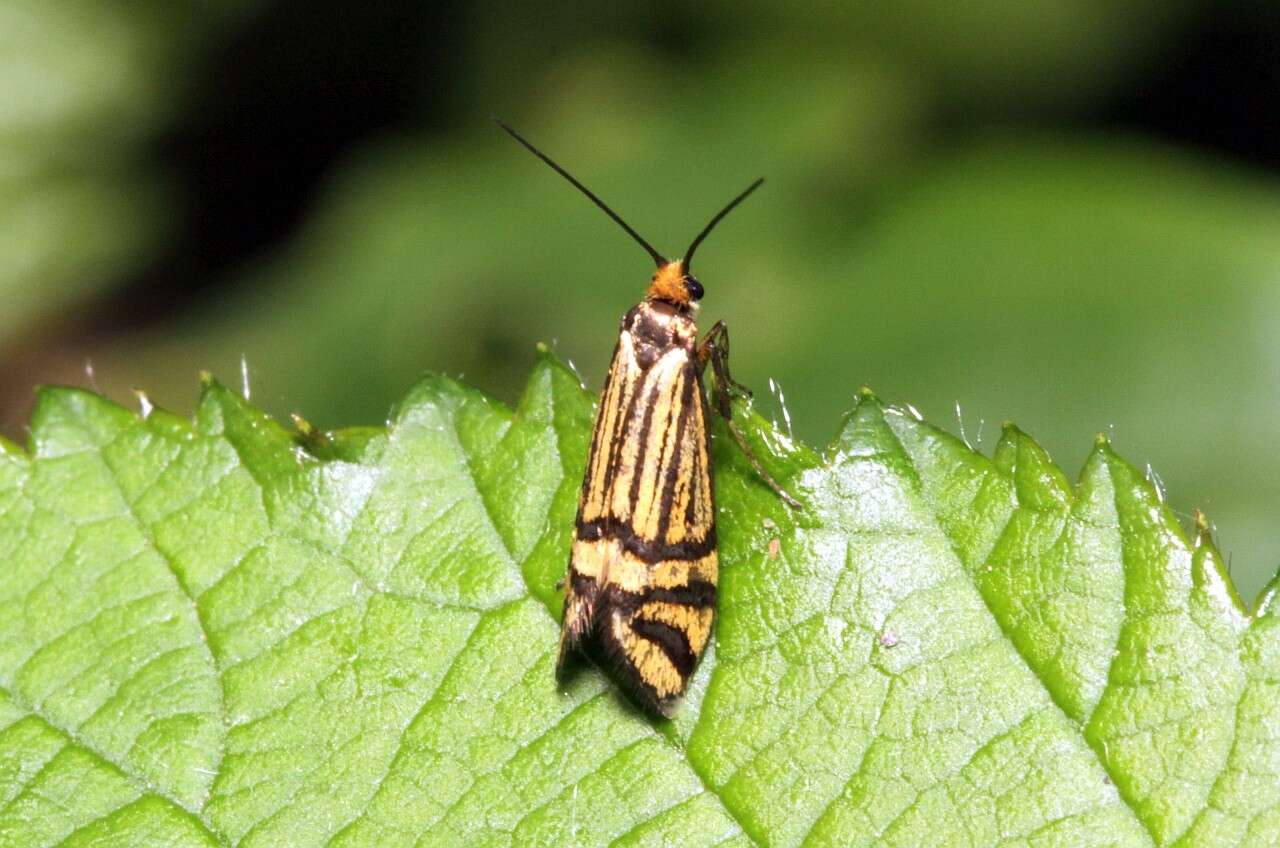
[683,177,764,271]
[494,118,667,268]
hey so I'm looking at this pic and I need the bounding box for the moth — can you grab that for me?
[497,120,799,716]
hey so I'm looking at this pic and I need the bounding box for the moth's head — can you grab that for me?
[644,175,762,308]
[647,260,703,306]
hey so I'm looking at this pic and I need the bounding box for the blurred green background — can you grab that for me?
[4,2,1280,602]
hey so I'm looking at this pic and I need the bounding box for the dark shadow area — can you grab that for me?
[107,0,465,330]
[1097,4,1280,170]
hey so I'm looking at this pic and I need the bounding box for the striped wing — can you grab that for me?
[559,305,717,715]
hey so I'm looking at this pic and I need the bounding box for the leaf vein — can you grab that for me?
[877,411,1154,842]
[0,683,228,846]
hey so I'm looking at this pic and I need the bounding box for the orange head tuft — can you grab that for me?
[647,260,702,305]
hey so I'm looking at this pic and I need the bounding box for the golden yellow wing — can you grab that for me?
[558,300,716,716]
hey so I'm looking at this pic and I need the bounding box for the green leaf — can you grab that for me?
[1,351,1277,846]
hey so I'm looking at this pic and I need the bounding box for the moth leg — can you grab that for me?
[721,414,803,510]
[697,320,752,412]
[698,321,803,510]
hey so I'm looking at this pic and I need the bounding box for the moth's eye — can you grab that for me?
[684,277,704,301]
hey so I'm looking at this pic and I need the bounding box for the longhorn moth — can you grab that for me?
[497,119,798,715]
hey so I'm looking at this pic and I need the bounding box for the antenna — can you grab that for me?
[683,177,764,271]
[494,118,667,268]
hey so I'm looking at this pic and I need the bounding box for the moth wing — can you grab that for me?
[560,303,718,714]
[557,540,603,675]
[596,352,718,714]
[558,331,634,674]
